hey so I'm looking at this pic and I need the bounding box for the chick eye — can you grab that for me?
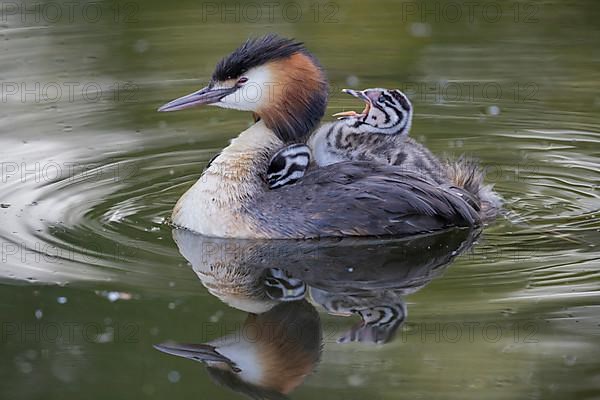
[238,77,248,84]
[378,95,386,103]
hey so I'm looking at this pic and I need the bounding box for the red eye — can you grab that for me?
[238,77,248,84]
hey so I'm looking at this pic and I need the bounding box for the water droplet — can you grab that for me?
[107,292,120,302]
[57,296,67,304]
[209,310,224,323]
[95,328,114,343]
[486,105,501,116]
[409,22,432,38]
[16,360,33,374]
[167,370,181,383]
[34,309,43,319]
[345,75,359,87]
[24,349,37,360]
[134,39,149,54]
[347,373,366,387]
[563,355,576,366]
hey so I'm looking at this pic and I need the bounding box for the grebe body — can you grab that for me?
[159,35,490,239]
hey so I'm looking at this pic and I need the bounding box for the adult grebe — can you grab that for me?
[158,34,481,238]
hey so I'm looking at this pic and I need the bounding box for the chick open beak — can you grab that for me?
[332,89,372,119]
[157,85,236,112]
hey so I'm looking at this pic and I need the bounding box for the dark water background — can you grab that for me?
[1,0,599,399]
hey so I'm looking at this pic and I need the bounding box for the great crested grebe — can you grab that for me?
[158,34,483,238]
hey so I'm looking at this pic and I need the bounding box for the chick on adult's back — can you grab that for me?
[271,87,501,219]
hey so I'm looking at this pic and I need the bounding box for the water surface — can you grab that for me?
[1,1,599,399]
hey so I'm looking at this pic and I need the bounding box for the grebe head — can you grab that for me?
[333,88,413,136]
[154,301,321,398]
[158,34,329,142]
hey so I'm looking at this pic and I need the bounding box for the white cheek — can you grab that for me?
[219,84,263,111]
[215,65,274,112]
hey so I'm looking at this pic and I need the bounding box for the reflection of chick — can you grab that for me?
[173,230,307,314]
[155,301,321,399]
[310,288,407,344]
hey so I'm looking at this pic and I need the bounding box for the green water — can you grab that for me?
[1,0,599,399]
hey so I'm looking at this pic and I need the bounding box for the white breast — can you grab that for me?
[171,120,281,238]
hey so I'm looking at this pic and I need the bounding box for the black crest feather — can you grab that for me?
[212,34,306,82]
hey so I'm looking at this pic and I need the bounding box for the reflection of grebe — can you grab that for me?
[155,301,320,399]
[171,227,480,345]
[158,34,486,238]
[156,228,478,397]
